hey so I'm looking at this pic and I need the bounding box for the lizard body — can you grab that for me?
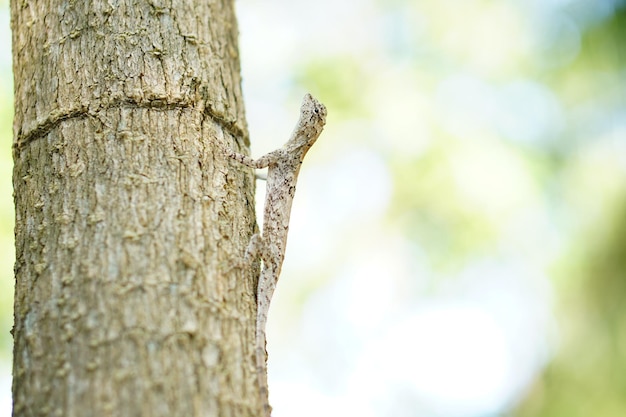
[224,93,327,416]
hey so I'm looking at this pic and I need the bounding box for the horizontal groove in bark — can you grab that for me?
[12,0,248,150]
[13,97,248,154]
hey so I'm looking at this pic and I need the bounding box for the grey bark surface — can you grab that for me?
[11,1,261,416]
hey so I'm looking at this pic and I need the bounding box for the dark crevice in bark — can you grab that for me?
[14,97,248,154]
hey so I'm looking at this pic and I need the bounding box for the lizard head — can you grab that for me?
[291,93,327,149]
[301,93,327,126]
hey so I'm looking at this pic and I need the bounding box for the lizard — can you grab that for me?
[223,93,327,416]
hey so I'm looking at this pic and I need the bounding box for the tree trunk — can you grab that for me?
[11,1,261,416]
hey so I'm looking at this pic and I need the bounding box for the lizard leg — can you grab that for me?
[225,148,282,169]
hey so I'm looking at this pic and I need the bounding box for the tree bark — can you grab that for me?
[11,1,261,416]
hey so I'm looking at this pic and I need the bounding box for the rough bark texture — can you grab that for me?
[11,1,260,416]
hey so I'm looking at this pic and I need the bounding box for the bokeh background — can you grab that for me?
[1,0,626,416]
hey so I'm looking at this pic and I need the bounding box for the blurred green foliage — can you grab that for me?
[513,6,626,416]
[517,197,626,417]
[296,1,626,415]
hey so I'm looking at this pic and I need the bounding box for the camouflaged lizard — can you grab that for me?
[224,93,327,416]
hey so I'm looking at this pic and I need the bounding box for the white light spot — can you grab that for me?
[356,304,514,417]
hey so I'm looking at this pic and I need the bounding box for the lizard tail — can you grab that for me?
[256,341,272,417]
[255,268,276,417]
[256,307,272,417]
